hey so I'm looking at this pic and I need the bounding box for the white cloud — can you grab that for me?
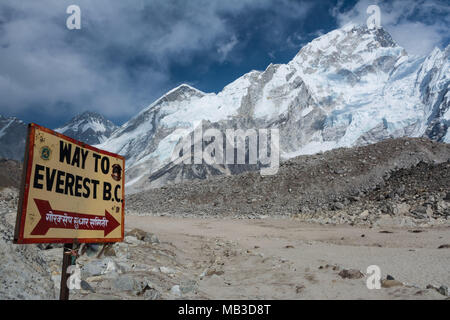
[217,35,239,62]
[331,0,449,56]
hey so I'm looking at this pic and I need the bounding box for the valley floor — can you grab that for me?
[122,215,450,300]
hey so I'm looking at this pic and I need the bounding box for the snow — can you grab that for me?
[81,121,107,133]
[0,119,15,139]
[444,130,450,144]
[95,23,449,190]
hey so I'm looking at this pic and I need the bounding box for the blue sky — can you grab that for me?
[0,0,449,128]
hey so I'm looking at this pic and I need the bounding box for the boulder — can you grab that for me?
[338,269,364,279]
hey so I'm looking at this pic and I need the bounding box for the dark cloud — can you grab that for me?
[0,0,315,126]
[0,0,447,127]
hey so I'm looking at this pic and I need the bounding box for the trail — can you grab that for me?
[126,216,450,299]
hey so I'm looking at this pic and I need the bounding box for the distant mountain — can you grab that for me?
[98,24,449,193]
[0,112,117,161]
[55,111,118,145]
[0,116,27,161]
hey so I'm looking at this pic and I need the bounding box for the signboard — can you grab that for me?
[14,123,125,244]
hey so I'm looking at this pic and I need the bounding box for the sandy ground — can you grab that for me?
[126,216,450,300]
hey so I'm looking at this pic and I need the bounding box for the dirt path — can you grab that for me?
[126,216,450,299]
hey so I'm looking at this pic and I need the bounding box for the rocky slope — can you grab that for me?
[0,188,56,299]
[0,159,22,189]
[0,188,205,300]
[127,137,450,228]
[0,116,27,161]
[98,24,449,193]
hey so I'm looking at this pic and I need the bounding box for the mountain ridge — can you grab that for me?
[0,111,118,161]
[97,24,449,193]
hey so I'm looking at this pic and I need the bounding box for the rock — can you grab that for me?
[124,235,143,245]
[170,285,182,296]
[408,229,424,233]
[159,266,176,274]
[103,246,116,257]
[144,288,161,300]
[437,244,450,249]
[124,229,160,244]
[113,242,131,260]
[114,274,147,294]
[381,279,403,288]
[180,280,198,294]
[360,210,369,219]
[84,244,102,257]
[411,206,431,219]
[333,202,345,210]
[81,258,121,278]
[427,284,449,296]
[438,285,448,296]
[386,275,395,280]
[36,243,63,250]
[390,203,410,216]
[444,192,450,201]
[338,269,364,279]
[80,280,96,293]
[144,233,160,244]
[114,275,135,291]
[205,268,224,277]
[126,229,147,240]
[81,260,106,278]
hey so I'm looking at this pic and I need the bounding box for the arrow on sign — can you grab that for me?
[31,199,120,237]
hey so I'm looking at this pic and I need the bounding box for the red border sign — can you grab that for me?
[14,123,125,244]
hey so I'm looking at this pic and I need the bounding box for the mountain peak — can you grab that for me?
[299,23,398,55]
[289,23,405,76]
[55,111,117,145]
[77,110,106,119]
[139,83,206,116]
[162,83,205,101]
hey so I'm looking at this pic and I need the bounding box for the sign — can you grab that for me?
[14,123,125,244]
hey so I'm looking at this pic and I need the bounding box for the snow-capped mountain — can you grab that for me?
[55,111,118,145]
[0,116,27,161]
[98,23,449,193]
[0,112,118,161]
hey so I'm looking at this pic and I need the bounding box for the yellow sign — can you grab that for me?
[14,123,125,244]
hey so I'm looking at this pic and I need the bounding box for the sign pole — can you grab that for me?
[12,123,125,300]
[59,243,73,300]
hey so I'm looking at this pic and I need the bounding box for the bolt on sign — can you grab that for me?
[14,123,125,244]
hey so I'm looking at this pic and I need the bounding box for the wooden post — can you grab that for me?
[59,243,73,300]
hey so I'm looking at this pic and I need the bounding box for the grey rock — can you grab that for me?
[338,269,364,279]
[114,274,139,292]
[81,258,119,278]
[180,280,198,294]
[170,285,182,296]
[125,229,147,241]
[80,280,96,293]
[438,285,448,296]
[144,288,161,300]
[144,233,160,244]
